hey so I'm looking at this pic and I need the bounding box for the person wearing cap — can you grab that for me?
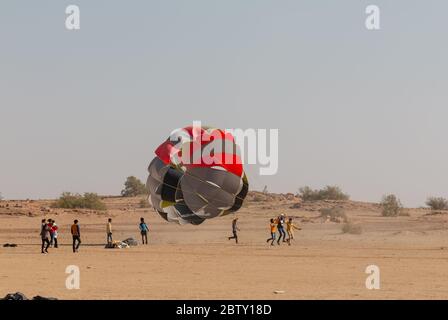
[277,214,287,245]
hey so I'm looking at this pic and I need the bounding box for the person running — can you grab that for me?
[266,218,277,246]
[51,219,59,248]
[40,219,51,254]
[277,214,287,245]
[139,218,149,245]
[286,218,301,245]
[71,220,81,253]
[106,218,113,245]
[228,217,240,244]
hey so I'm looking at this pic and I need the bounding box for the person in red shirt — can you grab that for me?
[49,219,59,248]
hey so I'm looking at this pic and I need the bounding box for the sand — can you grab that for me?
[1,194,448,300]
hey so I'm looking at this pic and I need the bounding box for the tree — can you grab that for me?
[121,176,148,197]
[381,194,402,217]
[0,192,3,201]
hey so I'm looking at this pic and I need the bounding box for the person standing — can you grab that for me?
[40,219,50,254]
[106,218,113,245]
[51,219,59,248]
[48,219,54,247]
[71,220,81,253]
[227,217,240,244]
[139,217,149,245]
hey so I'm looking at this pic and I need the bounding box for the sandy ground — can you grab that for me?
[1,195,448,300]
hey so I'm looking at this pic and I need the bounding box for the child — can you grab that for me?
[139,218,149,245]
[286,218,301,245]
[266,218,277,246]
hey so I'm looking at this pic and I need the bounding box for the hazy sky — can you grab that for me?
[1,1,447,207]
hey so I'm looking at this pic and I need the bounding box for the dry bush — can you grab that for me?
[299,186,349,201]
[139,198,150,208]
[319,207,347,223]
[52,192,107,210]
[342,221,362,234]
[253,194,266,202]
[399,209,410,217]
[381,194,402,217]
[425,197,448,211]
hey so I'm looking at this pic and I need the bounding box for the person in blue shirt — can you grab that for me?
[139,217,149,245]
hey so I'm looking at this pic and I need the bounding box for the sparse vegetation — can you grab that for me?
[425,197,448,211]
[319,207,347,223]
[342,221,362,234]
[381,194,402,217]
[0,192,3,201]
[299,186,349,201]
[139,198,150,208]
[52,192,107,210]
[121,176,148,197]
[253,195,265,202]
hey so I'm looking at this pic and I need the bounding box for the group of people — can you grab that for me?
[39,219,59,253]
[40,218,80,254]
[266,214,301,246]
[40,214,301,252]
[40,217,150,254]
[227,214,301,246]
[106,217,150,246]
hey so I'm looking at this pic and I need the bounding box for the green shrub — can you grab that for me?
[52,192,107,210]
[425,197,448,211]
[299,186,349,201]
[121,176,148,197]
[381,194,402,217]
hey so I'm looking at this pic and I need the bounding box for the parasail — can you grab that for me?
[146,125,249,225]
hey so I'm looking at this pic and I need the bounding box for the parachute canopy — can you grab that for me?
[146,126,249,225]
